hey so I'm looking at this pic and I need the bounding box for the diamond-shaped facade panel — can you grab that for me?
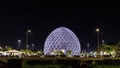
[44,27,81,55]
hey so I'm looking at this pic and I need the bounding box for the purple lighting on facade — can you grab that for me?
[44,27,81,55]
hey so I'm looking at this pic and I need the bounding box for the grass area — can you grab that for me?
[2,57,120,68]
[22,64,61,68]
[22,64,120,68]
[95,65,120,68]
[22,64,73,68]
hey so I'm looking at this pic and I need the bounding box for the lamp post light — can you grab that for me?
[18,40,21,50]
[26,29,31,49]
[96,28,100,51]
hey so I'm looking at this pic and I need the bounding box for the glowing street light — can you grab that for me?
[96,28,100,51]
[28,30,31,33]
[26,29,31,49]
[18,40,21,50]
[96,28,100,32]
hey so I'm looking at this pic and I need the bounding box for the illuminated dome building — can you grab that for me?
[44,27,81,55]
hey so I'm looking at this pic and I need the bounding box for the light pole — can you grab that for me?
[18,40,21,50]
[96,28,100,51]
[84,50,86,54]
[31,43,34,50]
[87,43,90,53]
[102,40,105,46]
[5,46,8,50]
[26,29,31,49]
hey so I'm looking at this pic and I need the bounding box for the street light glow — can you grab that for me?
[18,40,21,43]
[32,43,34,46]
[28,30,31,32]
[96,28,100,32]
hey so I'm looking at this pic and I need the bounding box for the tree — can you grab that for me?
[24,49,32,56]
[57,50,64,55]
[100,44,114,52]
[36,51,43,55]
[6,46,13,51]
[115,42,120,56]
[0,47,3,51]
[66,50,72,55]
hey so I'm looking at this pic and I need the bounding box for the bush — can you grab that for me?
[26,60,53,65]
[0,60,7,68]
[7,59,22,68]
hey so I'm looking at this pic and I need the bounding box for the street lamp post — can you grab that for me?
[31,43,34,50]
[87,43,90,53]
[84,50,86,54]
[96,28,100,51]
[102,40,105,46]
[26,29,31,49]
[18,40,21,50]
[5,46,8,50]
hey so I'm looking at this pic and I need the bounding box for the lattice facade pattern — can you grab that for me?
[44,27,81,55]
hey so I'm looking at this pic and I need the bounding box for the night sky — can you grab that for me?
[0,1,120,51]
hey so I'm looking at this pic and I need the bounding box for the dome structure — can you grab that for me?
[44,27,81,55]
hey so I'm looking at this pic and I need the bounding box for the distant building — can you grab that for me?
[44,27,81,55]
